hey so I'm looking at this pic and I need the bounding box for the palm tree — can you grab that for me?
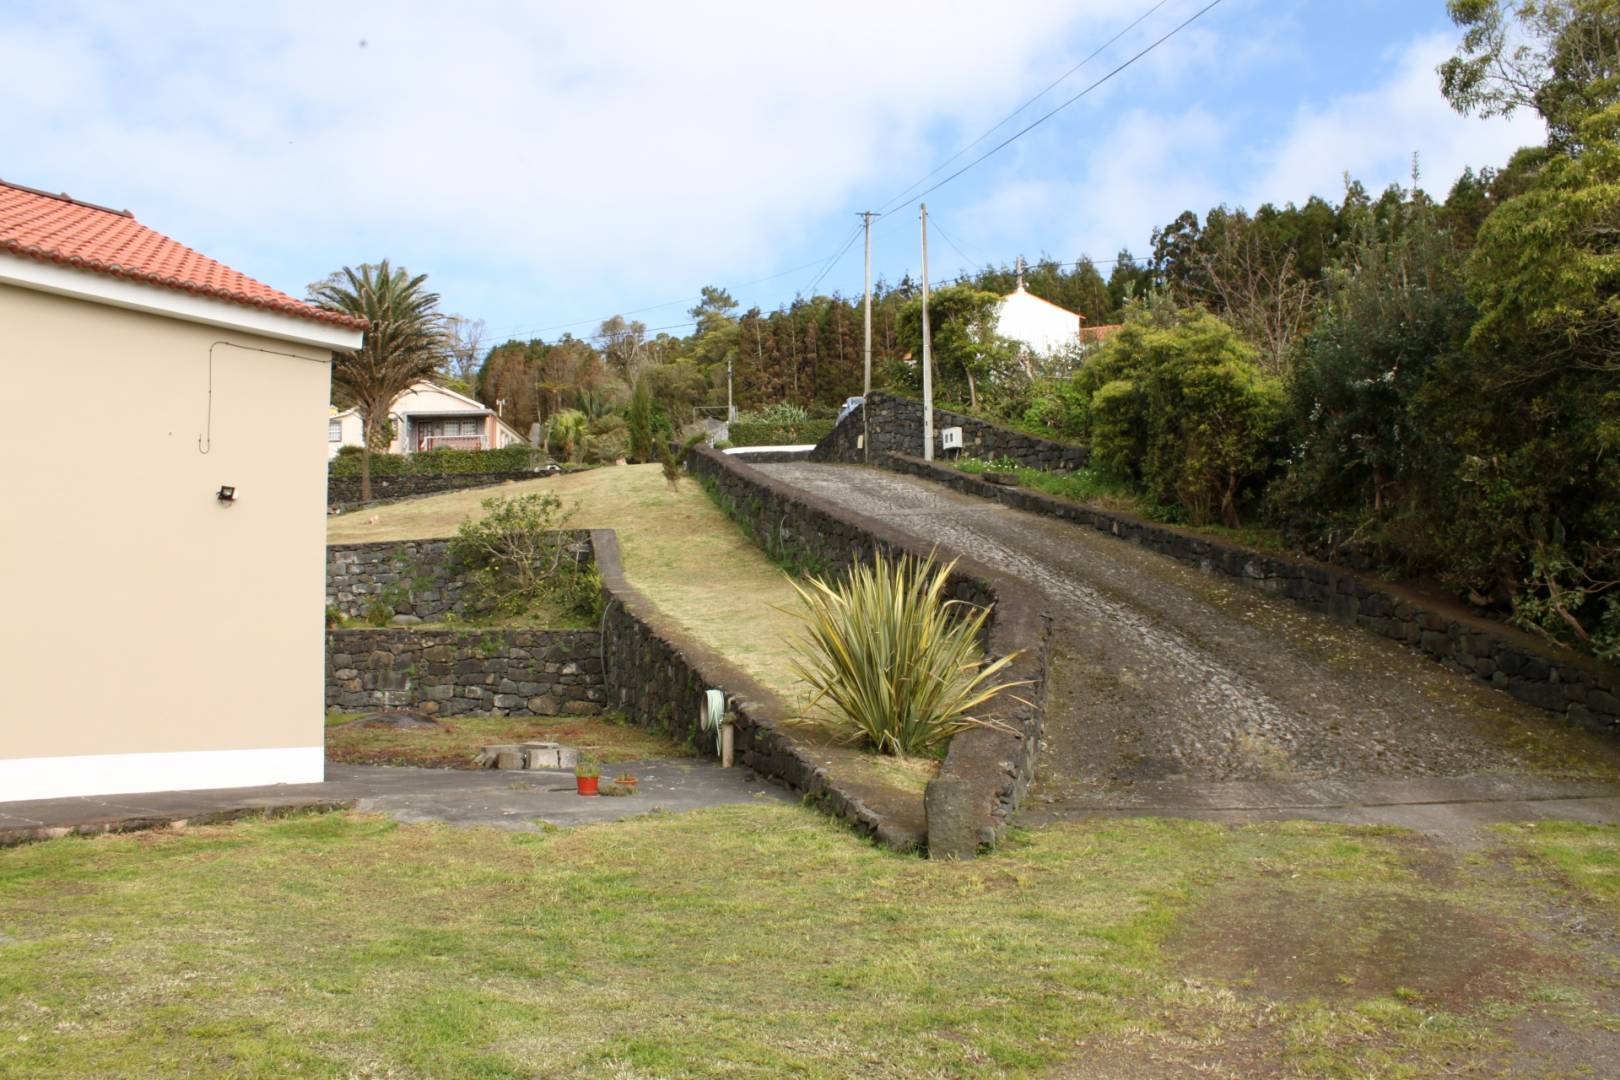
[312,261,446,501]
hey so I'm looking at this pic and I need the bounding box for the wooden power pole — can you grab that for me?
[861,210,874,463]
[920,203,934,462]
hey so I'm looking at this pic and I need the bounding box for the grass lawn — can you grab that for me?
[325,712,695,769]
[327,465,807,703]
[4,809,1620,1077]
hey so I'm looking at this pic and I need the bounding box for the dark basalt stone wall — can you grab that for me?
[812,392,1087,472]
[326,628,604,716]
[326,533,592,622]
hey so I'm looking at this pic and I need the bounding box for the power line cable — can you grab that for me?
[801,223,866,296]
[876,0,1174,215]
[476,4,1202,347]
[925,213,979,272]
[880,0,1224,216]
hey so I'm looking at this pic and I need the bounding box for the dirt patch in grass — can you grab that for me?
[324,712,692,769]
[1169,885,1552,1006]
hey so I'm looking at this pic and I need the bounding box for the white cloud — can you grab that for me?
[928,25,1547,285]
[0,6,1549,334]
[1,0,1134,330]
[1245,32,1545,206]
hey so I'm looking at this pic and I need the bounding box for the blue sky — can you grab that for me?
[1,0,1543,342]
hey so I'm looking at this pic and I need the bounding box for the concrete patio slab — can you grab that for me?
[0,761,790,846]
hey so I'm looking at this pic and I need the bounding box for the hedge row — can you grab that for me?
[726,419,836,448]
[329,445,541,477]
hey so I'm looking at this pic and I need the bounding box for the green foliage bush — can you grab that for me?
[787,551,1025,756]
[329,444,540,477]
[726,419,836,447]
[448,493,583,617]
[748,402,811,426]
[1063,306,1284,527]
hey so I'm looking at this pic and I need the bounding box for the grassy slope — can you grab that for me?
[4,810,1620,1077]
[327,465,807,703]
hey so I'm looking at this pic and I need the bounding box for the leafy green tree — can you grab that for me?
[1440,0,1620,149]
[626,374,656,464]
[1438,104,1620,655]
[1106,248,1155,315]
[545,409,589,464]
[1281,201,1474,525]
[1073,305,1283,527]
[311,260,446,500]
[1465,105,1620,371]
[896,285,1023,412]
[689,286,739,334]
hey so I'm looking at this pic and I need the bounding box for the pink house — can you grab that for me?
[329,380,530,458]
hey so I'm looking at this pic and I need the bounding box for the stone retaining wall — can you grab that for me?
[684,446,1052,857]
[812,392,1087,471]
[327,471,541,510]
[326,627,604,716]
[594,527,936,851]
[326,539,463,621]
[882,453,1620,733]
[326,533,593,622]
[720,448,814,464]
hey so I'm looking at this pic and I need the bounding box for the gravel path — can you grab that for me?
[759,463,1620,823]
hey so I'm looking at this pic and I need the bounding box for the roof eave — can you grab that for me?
[0,250,364,351]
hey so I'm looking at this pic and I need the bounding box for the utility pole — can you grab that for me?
[920,203,934,462]
[726,357,735,423]
[861,210,874,463]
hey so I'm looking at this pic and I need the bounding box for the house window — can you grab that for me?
[328,419,342,442]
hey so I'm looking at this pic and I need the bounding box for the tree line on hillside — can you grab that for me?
[308,0,1617,661]
[1011,0,1619,662]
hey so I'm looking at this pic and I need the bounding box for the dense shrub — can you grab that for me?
[448,493,598,619]
[726,419,836,447]
[329,444,542,477]
[1062,306,1283,527]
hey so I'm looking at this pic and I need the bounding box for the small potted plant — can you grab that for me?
[613,772,639,792]
[574,758,601,796]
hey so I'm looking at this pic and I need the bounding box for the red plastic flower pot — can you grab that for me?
[576,775,599,796]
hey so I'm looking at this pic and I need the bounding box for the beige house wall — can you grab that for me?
[0,282,333,797]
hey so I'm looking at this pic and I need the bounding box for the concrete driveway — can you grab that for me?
[759,462,1620,836]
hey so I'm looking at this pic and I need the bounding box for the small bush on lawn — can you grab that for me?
[787,550,1024,756]
[450,493,587,616]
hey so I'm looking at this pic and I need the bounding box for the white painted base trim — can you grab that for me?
[0,746,325,803]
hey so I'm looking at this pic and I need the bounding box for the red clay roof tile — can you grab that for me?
[0,179,367,332]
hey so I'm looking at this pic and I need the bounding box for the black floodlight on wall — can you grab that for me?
[217,485,237,504]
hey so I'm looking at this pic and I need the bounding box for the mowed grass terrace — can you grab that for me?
[5,807,1620,1077]
[327,464,807,703]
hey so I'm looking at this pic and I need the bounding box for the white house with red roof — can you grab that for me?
[328,380,529,458]
[992,258,1120,361]
[0,178,365,802]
